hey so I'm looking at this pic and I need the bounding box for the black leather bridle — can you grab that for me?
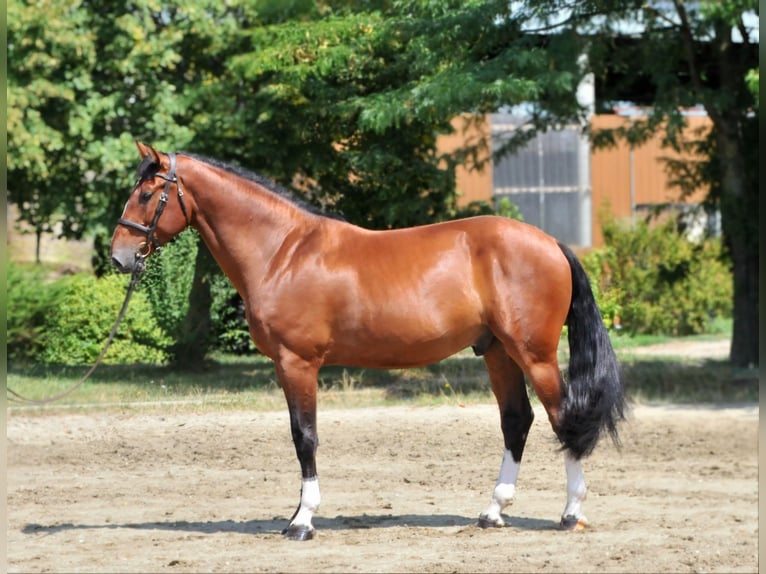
[117,152,190,258]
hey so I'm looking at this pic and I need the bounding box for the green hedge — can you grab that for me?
[39,273,171,365]
[7,262,64,360]
[9,233,253,366]
[139,230,254,356]
[582,216,732,336]
[139,228,198,339]
[7,262,171,365]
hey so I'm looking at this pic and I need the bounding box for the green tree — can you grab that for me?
[7,0,201,249]
[8,0,234,367]
[207,1,584,228]
[14,1,755,367]
[574,0,759,367]
[171,0,586,363]
[3,0,614,363]
[7,0,96,257]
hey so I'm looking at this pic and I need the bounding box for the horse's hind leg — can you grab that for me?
[525,359,589,530]
[489,331,590,530]
[478,341,534,528]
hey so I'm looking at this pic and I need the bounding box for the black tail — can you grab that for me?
[556,242,625,459]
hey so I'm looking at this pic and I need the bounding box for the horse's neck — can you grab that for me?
[187,166,315,295]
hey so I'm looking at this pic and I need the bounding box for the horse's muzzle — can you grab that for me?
[111,247,147,275]
[111,254,132,273]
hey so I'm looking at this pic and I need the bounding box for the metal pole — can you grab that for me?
[629,116,636,226]
[537,136,545,232]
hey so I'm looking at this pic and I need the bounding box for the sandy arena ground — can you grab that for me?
[7,398,758,573]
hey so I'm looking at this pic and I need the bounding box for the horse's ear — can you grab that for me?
[135,141,161,164]
[135,141,162,180]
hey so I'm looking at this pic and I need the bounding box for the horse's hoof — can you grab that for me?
[282,524,315,541]
[560,515,588,531]
[477,514,504,529]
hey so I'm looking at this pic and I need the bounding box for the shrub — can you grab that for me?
[580,249,624,330]
[140,229,255,356]
[139,228,198,339]
[210,273,256,355]
[583,216,732,336]
[39,273,171,365]
[449,196,525,221]
[7,262,64,360]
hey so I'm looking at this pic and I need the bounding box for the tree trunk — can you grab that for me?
[671,2,758,367]
[35,225,42,264]
[716,122,759,368]
[728,236,759,367]
[171,241,217,371]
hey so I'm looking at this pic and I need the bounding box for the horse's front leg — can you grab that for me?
[276,354,321,541]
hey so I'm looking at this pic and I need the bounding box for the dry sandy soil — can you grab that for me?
[7,394,758,573]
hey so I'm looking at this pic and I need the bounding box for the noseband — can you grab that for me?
[118,152,190,258]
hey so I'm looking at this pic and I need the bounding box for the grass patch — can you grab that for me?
[618,355,757,405]
[6,351,493,414]
[7,356,282,413]
[608,316,732,350]
[8,329,755,414]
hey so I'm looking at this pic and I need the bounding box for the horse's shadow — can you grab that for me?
[22,513,557,536]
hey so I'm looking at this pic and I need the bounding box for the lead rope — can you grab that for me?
[7,269,143,406]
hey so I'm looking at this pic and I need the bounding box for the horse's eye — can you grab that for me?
[139,191,153,203]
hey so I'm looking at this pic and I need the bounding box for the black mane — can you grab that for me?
[180,152,342,220]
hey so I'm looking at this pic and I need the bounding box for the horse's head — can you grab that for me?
[110,142,191,274]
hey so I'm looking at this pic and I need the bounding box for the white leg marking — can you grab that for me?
[479,450,520,527]
[290,477,321,530]
[561,453,588,528]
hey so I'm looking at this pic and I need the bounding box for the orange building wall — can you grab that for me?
[437,115,493,206]
[590,114,711,246]
[438,114,712,247]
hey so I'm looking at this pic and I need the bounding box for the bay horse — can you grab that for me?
[111,142,625,540]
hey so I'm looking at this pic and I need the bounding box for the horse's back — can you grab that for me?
[333,214,560,261]
[341,215,569,292]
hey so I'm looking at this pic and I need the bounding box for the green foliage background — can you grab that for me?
[6,0,757,365]
[7,263,65,360]
[139,229,199,339]
[8,264,171,365]
[139,231,255,356]
[583,216,732,336]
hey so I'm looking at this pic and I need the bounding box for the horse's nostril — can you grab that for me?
[111,255,129,273]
